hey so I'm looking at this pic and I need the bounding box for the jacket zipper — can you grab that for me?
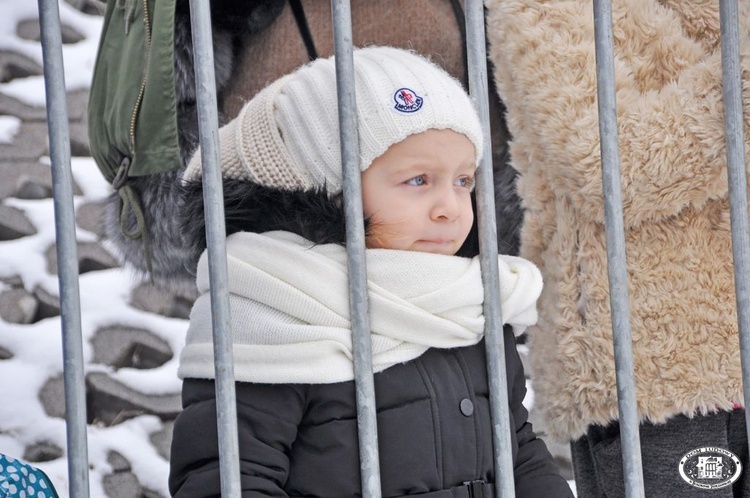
[128,0,152,155]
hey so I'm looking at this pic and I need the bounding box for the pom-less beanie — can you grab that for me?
[182,46,484,193]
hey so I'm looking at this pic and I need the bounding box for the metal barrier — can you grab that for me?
[591,1,644,496]
[35,0,750,497]
[188,0,241,496]
[720,0,750,452]
[37,1,89,497]
[330,2,382,495]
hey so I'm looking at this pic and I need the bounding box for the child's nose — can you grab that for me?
[430,188,461,221]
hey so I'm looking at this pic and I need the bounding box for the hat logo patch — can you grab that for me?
[393,88,423,113]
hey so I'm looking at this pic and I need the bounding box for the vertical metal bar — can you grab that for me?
[592,1,645,497]
[331,2,382,496]
[188,1,241,496]
[37,1,90,497]
[465,2,515,497]
[719,0,750,442]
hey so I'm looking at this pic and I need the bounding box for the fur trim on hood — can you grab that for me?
[487,0,750,440]
[179,178,480,262]
[179,179,348,258]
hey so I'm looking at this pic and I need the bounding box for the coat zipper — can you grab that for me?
[128,0,152,155]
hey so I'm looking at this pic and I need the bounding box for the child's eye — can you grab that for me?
[455,176,476,191]
[406,175,427,186]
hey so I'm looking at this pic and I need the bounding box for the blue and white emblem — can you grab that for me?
[393,88,423,113]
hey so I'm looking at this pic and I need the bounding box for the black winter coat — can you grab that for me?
[169,328,573,497]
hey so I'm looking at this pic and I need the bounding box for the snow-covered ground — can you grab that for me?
[0,1,187,496]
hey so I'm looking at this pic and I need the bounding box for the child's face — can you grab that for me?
[361,129,476,255]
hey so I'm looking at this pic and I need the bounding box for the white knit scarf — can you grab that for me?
[178,231,543,384]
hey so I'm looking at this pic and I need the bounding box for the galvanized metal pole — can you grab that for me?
[37,1,90,497]
[591,1,645,497]
[330,2,382,496]
[718,0,750,443]
[188,1,241,496]
[465,1,515,497]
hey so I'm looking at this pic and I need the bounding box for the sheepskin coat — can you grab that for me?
[486,0,750,440]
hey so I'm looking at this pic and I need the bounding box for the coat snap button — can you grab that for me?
[460,398,474,416]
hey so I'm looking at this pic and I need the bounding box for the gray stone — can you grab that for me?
[0,274,23,286]
[102,470,140,498]
[45,241,119,275]
[0,287,38,324]
[76,200,107,237]
[91,326,173,370]
[0,121,50,161]
[0,161,83,201]
[0,119,89,161]
[0,86,88,122]
[86,372,181,426]
[0,161,52,200]
[69,120,91,156]
[0,346,11,360]
[0,89,47,120]
[0,50,42,83]
[32,285,60,321]
[130,283,197,320]
[64,89,90,123]
[0,204,37,240]
[38,375,65,419]
[142,489,167,498]
[107,450,131,472]
[16,179,52,200]
[149,421,173,461]
[23,441,63,463]
[43,371,181,426]
[64,0,106,16]
[16,19,86,44]
[78,242,119,274]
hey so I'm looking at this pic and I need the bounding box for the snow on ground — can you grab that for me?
[0,2,186,496]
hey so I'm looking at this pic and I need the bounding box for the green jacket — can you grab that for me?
[88,0,180,185]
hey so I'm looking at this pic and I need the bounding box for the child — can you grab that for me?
[168,46,572,497]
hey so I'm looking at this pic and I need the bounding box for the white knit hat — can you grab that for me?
[183,46,484,193]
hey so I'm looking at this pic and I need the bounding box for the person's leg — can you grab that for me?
[570,434,605,498]
[579,413,736,497]
[638,413,734,497]
[726,408,748,497]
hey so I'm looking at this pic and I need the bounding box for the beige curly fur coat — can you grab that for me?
[486,0,750,440]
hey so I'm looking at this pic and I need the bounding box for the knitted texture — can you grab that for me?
[183,46,483,192]
[179,231,542,383]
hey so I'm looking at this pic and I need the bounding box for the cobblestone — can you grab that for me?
[0,6,184,494]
